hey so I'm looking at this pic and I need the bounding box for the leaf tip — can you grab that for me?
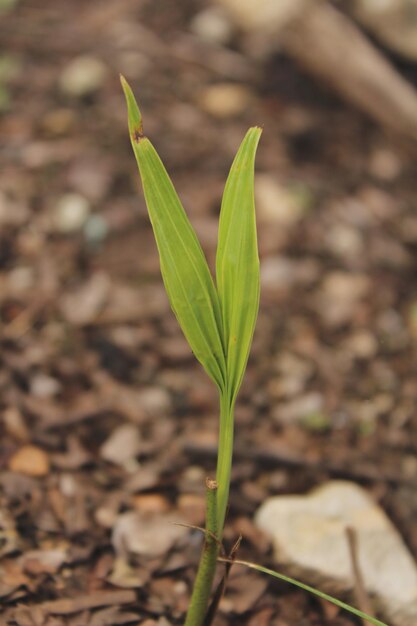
[120,75,144,143]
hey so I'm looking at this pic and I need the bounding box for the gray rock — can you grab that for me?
[255,481,417,626]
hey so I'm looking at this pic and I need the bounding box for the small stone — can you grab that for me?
[138,387,172,418]
[317,272,369,327]
[112,511,187,558]
[55,193,90,233]
[300,411,331,433]
[269,351,314,399]
[369,148,402,181]
[197,83,252,118]
[59,55,108,97]
[190,7,233,45]
[325,223,363,259]
[100,424,141,467]
[9,445,50,477]
[256,175,308,225]
[30,373,62,398]
[255,481,417,626]
[343,330,378,359]
[274,391,324,425]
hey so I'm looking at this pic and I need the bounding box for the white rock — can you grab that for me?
[30,373,61,398]
[255,481,417,626]
[190,7,233,45]
[112,511,187,558]
[55,193,90,233]
[59,55,108,98]
[100,424,141,467]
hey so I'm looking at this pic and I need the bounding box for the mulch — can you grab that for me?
[1,1,417,624]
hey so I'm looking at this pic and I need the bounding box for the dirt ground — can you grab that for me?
[1,1,417,625]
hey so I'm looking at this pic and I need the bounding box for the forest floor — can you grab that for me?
[1,1,417,625]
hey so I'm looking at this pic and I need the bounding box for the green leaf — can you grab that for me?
[216,127,262,405]
[121,76,226,390]
[219,559,389,626]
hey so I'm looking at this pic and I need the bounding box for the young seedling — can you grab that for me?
[121,78,388,626]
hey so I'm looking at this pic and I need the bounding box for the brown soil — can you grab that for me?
[1,1,417,625]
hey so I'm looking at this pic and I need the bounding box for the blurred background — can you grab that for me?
[1,1,417,625]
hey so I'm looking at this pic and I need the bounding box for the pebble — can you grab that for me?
[197,83,252,118]
[255,481,417,626]
[112,511,187,558]
[325,223,363,259]
[255,174,308,225]
[30,373,62,398]
[190,7,233,45]
[100,424,141,467]
[317,272,369,327]
[55,193,90,233]
[273,391,324,425]
[9,445,50,477]
[138,386,172,418]
[343,330,378,359]
[59,55,108,98]
[369,147,402,181]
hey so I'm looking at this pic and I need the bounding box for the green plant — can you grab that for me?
[121,77,388,626]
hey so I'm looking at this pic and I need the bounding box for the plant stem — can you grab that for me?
[183,478,219,626]
[216,393,234,536]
